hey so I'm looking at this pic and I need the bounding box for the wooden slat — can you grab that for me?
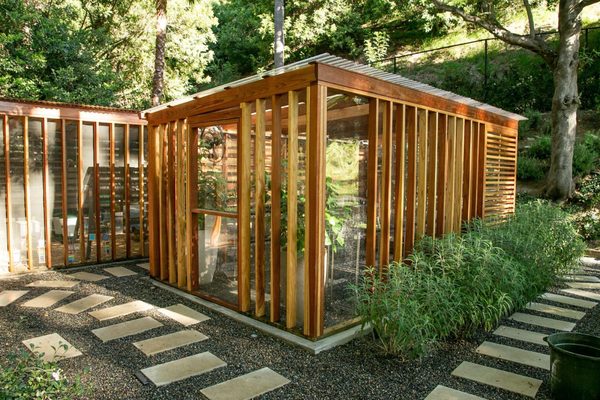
[392,104,405,262]
[379,101,392,269]
[239,103,252,312]
[139,125,145,257]
[77,121,85,263]
[93,122,101,263]
[124,124,131,258]
[148,125,159,277]
[453,118,464,232]
[23,117,32,269]
[365,98,379,267]
[435,114,448,235]
[176,119,187,288]
[444,116,456,233]
[477,123,486,218]
[41,118,51,268]
[404,106,417,257]
[303,87,310,335]
[159,124,169,280]
[167,122,176,284]
[285,92,298,328]
[415,109,428,240]
[109,123,116,260]
[254,98,266,317]
[471,122,479,219]
[61,120,68,266]
[426,111,438,237]
[270,94,282,322]
[3,115,13,272]
[187,125,199,291]
[462,121,472,221]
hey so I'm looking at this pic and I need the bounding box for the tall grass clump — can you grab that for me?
[353,200,585,358]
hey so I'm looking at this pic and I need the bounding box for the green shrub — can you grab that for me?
[525,135,552,160]
[517,156,547,181]
[573,138,600,177]
[571,172,600,208]
[0,344,89,400]
[572,210,600,242]
[354,200,585,358]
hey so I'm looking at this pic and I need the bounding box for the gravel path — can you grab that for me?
[0,259,599,400]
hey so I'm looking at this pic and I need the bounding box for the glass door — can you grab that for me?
[190,120,240,308]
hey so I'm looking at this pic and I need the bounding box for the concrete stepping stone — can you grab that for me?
[140,352,226,387]
[157,303,210,326]
[425,385,487,400]
[22,333,82,362]
[493,326,547,346]
[104,266,137,277]
[562,274,600,282]
[70,271,109,282]
[22,290,74,308]
[561,288,600,301]
[509,312,575,331]
[92,316,163,342]
[133,330,208,356]
[540,292,597,309]
[55,294,114,314]
[476,341,549,370]
[526,302,585,320]
[89,300,153,321]
[566,282,600,290]
[0,290,29,306]
[452,361,542,398]
[26,280,78,288]
[200,367,290,400]
[137,262,150,271]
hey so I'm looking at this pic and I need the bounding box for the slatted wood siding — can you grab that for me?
[484,127,518,220]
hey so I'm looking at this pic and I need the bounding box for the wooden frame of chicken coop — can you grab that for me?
[141,54,524,339]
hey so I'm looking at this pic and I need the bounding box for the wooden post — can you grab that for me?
[471,123,480,219]
[454,118,465,231]
[477,123,487,218]
[270,94,282,322]
[148,125,158,277]
[239,103,252,312]
[61,120,68,266]
[426,111,438,237]
[3,115,13,272]
[41,118,51,268]
[186,125,199,291]
[435,114,448,235]
[255,98,266,317]
[415,109,427,240]
[23,117,32,269]
[285,92,298,328]
[393,104,405,262]
[462,121,472,222]
[365,98,379,267]
[176,120,187,288]
[167,122,176,284]
[159,123,169,280]
[379,101,392,270]
[404,106,417,257]
[444,116,456,233]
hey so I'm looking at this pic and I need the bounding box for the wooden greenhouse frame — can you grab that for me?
[141,54,524,339]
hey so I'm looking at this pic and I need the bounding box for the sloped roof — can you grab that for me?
[141,53,525,121]
[0,97,139,113]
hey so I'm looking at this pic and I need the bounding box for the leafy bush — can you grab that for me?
[571,172,600,208]
[0,345,89,400]
[572,210,600,242]
[573,135,600,177]
[517,156,547,181]
[525,135,552,160]
[354,201,585,358]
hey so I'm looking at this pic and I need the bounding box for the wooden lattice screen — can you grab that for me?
[483,128,518,220]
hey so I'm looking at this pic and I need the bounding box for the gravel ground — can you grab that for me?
[0,258,599,400]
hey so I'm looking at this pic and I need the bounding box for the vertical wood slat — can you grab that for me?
[462,121,472,222]
[159,124,169,280]
[471,123,480,219]
[61,120,68,266]
[426,111,438,237]
[415,109,428,240]
[285,91,298,328]
[453,119,465,232]
[435,114,448,235]
[254,99,266,317]
[125,124,131,258]
[270,94,282,323]
[303,87,310,335]
[444,117,456,233]
[78,121,85,263]
[109,123,116,260]
[176,120,187,288]
[3,115,13,272]
[41,118,51,268]
[93,122,101,263]
[167,122,177,284]
[23,117,32,269]
[139,125,145,257]
[404,106,417,257]
[365,98,379,267]
[379,101,393,269]
[392,104,405,262]
[147,125,159,277]
[477,123,487,218]
[239,103,252,312]
[186,125,199,291]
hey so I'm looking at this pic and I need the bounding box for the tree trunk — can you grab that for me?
[544,0,582,200]
[151,0,167,107]
[274,0,285,68]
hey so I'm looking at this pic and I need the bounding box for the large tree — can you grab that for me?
[274,0,285,68]
[151,0,167,106]
[430,0,599,200]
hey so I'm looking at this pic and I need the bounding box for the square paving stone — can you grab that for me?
[104,266,137,277]
[0,290,29,306]
[566,282,600,290]
[55,294,114,314]
[22,333,83,362]
[140,352,226,387]
[493,326,547,346]
[200,367,291,400]
[133,330,208,356]
[526,302,585,320]
[22,290,74,308]
[509,312,575,331]
[540,292,597,309]
[69,271,109,282]
[425,385,486,400]
[157,304,210,326]
[89,300,153,321]
[92,316,163,342]
[476,341,549,370]
[26,280,79,288]
[452,361,542,398]
[561,288,600,301]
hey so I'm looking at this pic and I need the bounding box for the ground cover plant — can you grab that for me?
[353,201,586,358]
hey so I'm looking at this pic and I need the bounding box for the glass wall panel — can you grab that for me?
[65,121,81,264]
[45,119,64,267]
[0,117,8,272]
[324,88,370,328]
[82,122,96,262]
[98,124,111,261]
[129,125,141,257]
[114,124,126,259]
[8,117,27,270]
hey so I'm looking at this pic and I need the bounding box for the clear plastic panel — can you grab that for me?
[129,125,141,257]
[114,124,126,259]
[0,117,8,272]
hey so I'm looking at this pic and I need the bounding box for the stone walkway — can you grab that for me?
[0,263,290,399]
[424,266,600,399]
